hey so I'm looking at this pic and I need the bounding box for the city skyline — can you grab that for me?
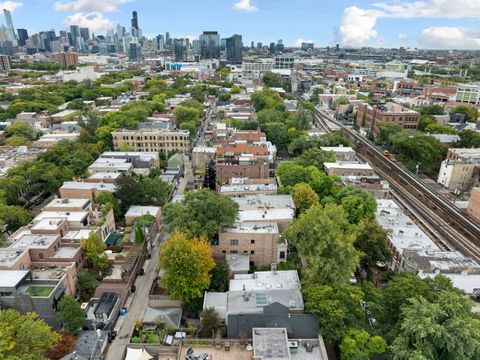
[0,0,479,49]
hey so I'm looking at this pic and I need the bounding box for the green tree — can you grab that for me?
[95,191,121,219]
[199,308,222,338]
[294,148,335,170]
[335,187,377,224]
[285,204,360,285]
[424,123,456,134]
[0,204,32,233]
[257,108,287,125]
[262,122,289,149]
[355,220,392,271]
[209,261,230,292]
[80,232,109,271]
[340,328,388,360]
[380,273,431,340]
[291,183,319,214]
[5,135,31,146]
[262,71,282,88]
[391,291,480,360]
[173,106,200,125]
[55,296,85,333]
[251,89,284,111]
[4,122,35,140]
[163,189,239,238]
[419,104,444,116]
[276,162,312,187]
[0,309,59,360]
[77,269,99,301]
[159,231,215,303]
[458,129,480,148]
[141,177,171,206]
[115,175,143,214]
[304,284,365,344]
[451,104,478,122]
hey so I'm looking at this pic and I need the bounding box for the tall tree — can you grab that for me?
[294,147,336,170]
[199,308,222,338]
[339,328,388,360]
[355,220,392,271]
[163,189,238,238]
[55,296,85,334]
[391,291,480,359]
[77,269,100,301]
[159,231,215,303]
[115,174,143,214]
[80,232,109,271]
[291,183,319,214]
[285,204,360,285]
[304,284,365,344]
[0,309,59,360]
[336,187,377,224]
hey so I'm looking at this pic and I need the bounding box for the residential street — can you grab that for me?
[105,230,167,360]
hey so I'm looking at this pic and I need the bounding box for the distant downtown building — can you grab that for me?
[112,129,190,154]
[226,34,243,64]
[199,31,220,59]
[56,52,79,69]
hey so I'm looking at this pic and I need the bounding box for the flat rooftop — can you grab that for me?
[125,205,161,218]
[45,198,91,210]
[324,162,373,170]
[100,151,159,161]
[33,211,89,224]
[222,222,279,234]
[11,233,59,250]
[320,146,355,153]
[0,269,30,289]
[88,172,122,180]
[253,328,291,359]
[230,270,300,292]
[193,146,216,153]
[237,209,295,222]
[220,183,278,194]
[233,195,295,211]
[0,248,27,266]
[62,229,94,241]
[31,218,66,231]
[376,199,439,253]
[60,181,116,192]
[51,246,80,259]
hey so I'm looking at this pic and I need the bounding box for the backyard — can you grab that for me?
[26,285,55,297]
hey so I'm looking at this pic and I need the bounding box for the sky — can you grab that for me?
[1,0,480,49]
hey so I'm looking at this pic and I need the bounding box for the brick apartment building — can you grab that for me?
[356,102,420,134]
[215,222,287,268]
[111,129,190,155]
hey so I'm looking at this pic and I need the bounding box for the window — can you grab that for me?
[250,239,255,244]
[250,250,255,255]
[230,250,238,254]
[230,239,238,246]
[222,250,226,254]
[279,251,286,259]
[39,253,44,260]
[243,250,248,254]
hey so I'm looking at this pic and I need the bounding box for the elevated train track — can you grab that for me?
[314,108,480,263]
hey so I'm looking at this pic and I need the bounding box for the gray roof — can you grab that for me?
[142,307,182,328]
[227,302,319,339]
[0,270,30,290]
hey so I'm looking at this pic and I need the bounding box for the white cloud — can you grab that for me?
[55,0,132,13]
[294,38,314,47]
[419,26,480,49]
[339,7,381,47]
[0,1,23,12]
[338,0,480,47]
[64,12,114,32]
[233,0,258,13]
[398,33,410,43]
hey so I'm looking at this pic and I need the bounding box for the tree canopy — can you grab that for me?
[163,189,238,238]
[55,296,85,333]
[159,231,215,303]
[0,309,59,360]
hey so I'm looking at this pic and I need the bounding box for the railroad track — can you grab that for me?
[314,108,480,262]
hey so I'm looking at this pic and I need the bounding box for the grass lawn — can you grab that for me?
[26,285,55,297]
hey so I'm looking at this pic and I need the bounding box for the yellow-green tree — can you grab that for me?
[80,232,109,271]
[291,183,319,214]
[159,231,215,303]
[0,309,59,360]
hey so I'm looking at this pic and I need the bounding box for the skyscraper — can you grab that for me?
[226,34,242,64]
[80,27,90,41]
[129,42,141,62]
[3,9,16,44]
[269,42,276,54]
[165,32,172,49]
[199,31,220,59]
[69,25,80,48]
[174,38,186,62]
[17,29,28,46]
[131,11,139,30]
[251,41,255,49]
